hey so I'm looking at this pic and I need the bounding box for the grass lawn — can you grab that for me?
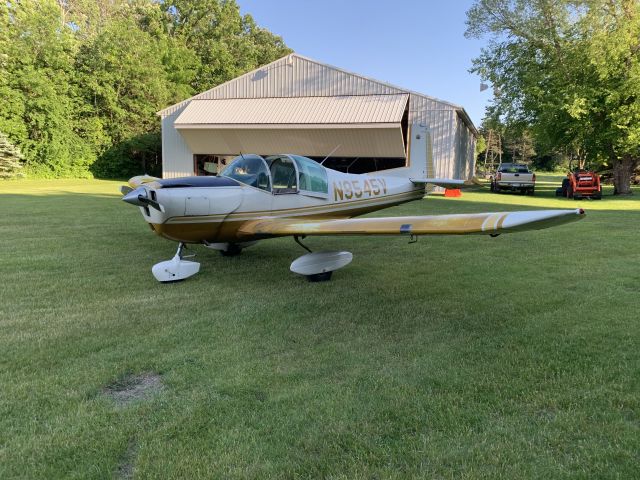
[1,176,639,479]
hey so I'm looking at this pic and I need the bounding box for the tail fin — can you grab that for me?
[383,123,436,193]
[384,123,484,192]
[384,123,434,179]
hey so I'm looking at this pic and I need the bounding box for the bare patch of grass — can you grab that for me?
[103,372,164,407]
[114,438,137,480]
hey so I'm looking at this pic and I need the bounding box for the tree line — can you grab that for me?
[0,0,290,179]
[467,0,640,194]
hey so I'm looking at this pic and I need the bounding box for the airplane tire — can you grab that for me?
[220,244,243,256]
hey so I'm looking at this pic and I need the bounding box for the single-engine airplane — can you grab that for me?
[122,125,585,282]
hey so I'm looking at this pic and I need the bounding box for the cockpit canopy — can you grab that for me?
[220,154,328,196]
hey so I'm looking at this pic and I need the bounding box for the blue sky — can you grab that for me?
[237,0,490,127]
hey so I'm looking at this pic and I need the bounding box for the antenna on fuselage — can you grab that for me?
[320,145,341,165]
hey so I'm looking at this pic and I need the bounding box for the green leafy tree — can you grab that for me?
[475,134,487,159]
[77,18,179,144]
[0,131,25,179]
[467,0,640,194]
[0,0,290,179]
[0,0,94,177]
[162,0,291,91]
[504,127,536,165]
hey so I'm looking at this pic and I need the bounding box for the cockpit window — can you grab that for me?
[266,155,298,193]
[291,155,328,195]
[220,155,271,191]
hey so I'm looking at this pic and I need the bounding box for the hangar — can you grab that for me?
[158,53,477,180]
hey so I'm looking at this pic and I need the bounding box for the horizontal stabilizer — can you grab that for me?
[238,209,585,238]
[410,177,485,189]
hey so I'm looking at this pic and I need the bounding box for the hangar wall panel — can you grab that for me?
[453,112,477,180]
[161,104,193,178]
[193,55,404,100]
[410,93,458,179]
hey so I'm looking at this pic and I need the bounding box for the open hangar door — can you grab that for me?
[174,95,410,175]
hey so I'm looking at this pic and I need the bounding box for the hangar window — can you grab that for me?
[220,155,271,191]
[291,155,328,195]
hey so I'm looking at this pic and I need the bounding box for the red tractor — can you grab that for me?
[557,167,602,200]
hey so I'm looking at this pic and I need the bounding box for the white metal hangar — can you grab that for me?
[158,53,477,179]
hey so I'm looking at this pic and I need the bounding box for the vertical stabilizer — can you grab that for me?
[384,123,434,182]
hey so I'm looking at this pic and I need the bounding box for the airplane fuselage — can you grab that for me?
[123,142,585,284]
[135,168,425,244]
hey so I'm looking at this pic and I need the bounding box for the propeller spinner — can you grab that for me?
[122,187,164,212]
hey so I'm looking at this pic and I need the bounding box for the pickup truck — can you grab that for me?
[490,163,536,195]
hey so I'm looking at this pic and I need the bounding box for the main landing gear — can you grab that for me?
[151,238,352,283]
[289,236,353,282]
[152,242,200,282]
[203,241,257,256]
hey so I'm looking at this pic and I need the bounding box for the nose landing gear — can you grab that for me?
[152,243,200,282]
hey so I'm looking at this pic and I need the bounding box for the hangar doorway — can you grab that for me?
[193,153,407,176]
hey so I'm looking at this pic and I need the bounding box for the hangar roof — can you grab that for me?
[174,94,409,128]
[158,53,476,136]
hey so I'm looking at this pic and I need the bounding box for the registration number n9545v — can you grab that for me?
[333,179,387,201]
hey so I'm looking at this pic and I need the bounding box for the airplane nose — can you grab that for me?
[122,187,147,207]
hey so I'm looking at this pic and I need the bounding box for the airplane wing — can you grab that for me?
[238,209,585,237]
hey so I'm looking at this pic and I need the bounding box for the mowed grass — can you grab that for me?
[0,176,639,479]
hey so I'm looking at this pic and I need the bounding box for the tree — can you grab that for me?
[504,128,535,165]
[466,0,640,194]
[161,0,291,91]
[0,0,94,177]
[0,132,25,179]
[475,135,487,160]
[0,0,290,178]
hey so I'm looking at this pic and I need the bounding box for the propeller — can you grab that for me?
[122,187,164,212]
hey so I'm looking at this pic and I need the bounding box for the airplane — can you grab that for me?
[121,125,585,282]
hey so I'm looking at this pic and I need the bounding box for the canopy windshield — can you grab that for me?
[220,154,271,191]
[220,153,329,196]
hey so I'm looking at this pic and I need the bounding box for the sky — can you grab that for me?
[237,0,491,127]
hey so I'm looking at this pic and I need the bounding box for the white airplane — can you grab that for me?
[122,125,585,282]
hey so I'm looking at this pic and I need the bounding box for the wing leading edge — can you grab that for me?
[238,209,585,237]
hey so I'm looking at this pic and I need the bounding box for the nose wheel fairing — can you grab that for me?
[152,243,200,282]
